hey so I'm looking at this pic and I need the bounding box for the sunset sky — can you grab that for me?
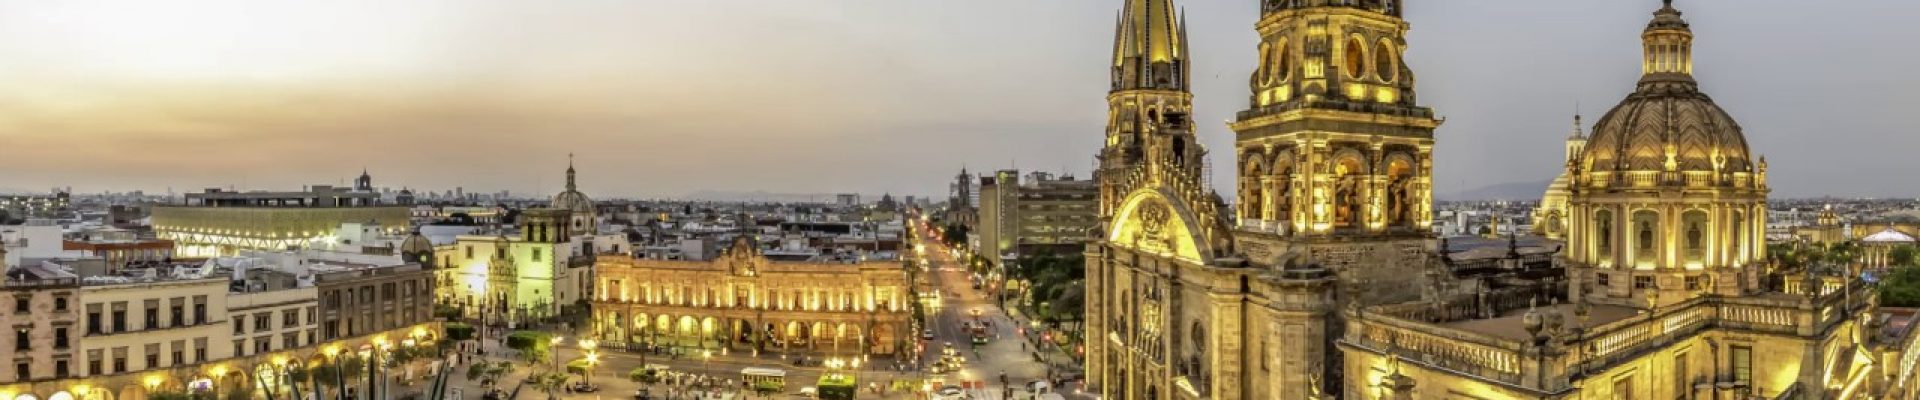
[1,0,1914,199]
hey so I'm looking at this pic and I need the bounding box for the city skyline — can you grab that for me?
[2,0,1914,199]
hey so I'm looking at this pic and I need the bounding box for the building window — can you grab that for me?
[145,306,159,329]
[1633,276,1655,290]
[145,353,158,369]
[1597,272,1611,288]
[533,248,543,262]
[112,356,125,373]
[1613,374,1635,400]
[233,317,245,334]
[87,312,101,335]
[14,329,27,350]
[194,303,207,324]
[233,341,245,357]
[16,362,27,381]
[1674,353,1689,399]
[13,297,27,312]
[53,297,67,311]
[54,360,67,378]
[1731,345,1753,384]
[466,245,474,259]
[255,312,270,332]
[111,310,126,332]
[284,310,299,328]
[88,359,100,375]
[54,327,67,349]
[171,305,184,327]
[255,337,271,353]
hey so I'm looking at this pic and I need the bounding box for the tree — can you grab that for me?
[1891,244,1920,268]
[1881,265,1920,307]
[942,223,970,246]
[506,331,554,367]
[467,363,489,382]
[530,372,570,399]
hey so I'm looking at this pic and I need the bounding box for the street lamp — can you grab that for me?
[550,336,565,371]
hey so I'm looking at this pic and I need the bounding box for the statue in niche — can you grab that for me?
[1334,177,1359,226]
[1387,175,1411,225]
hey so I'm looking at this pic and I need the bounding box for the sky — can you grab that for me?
[0,0,1914,200]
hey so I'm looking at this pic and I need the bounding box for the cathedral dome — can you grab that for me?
[1580,87,1751,175]
[1578,2,1753,178]
[550,158,595,215]
[399,231,434,254]
[552,190,594,215]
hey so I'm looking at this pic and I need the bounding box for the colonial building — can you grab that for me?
[1086,0,1446,398]
[1086,0,1906,399]
[590,237,912,356]
[0,256,81,385]
[435,162,621,325]
[1335,2,1890,399]
[0,255,441,400]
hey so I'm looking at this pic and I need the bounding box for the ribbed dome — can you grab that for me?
[399,231,434,254]
[1577,1,1754,177]
[1581,89,1751,174]
[552,190,594,215]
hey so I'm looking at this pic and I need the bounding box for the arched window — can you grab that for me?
[1375,40,1398,83]
[1344,37,1367,79]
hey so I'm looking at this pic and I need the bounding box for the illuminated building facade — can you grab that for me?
[1337,2,1892,399]
[589,236,912,356]
[153,186,408,257]
[0,257,439,400]
[433,162,624,325]
[0,193,69,219]
[1531,115,1587,240]
[0,255,82,388]
[1086,0,1444,398]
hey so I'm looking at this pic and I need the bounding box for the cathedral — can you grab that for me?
[1084,1,1913,399]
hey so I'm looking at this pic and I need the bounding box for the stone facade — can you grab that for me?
[590,237,913,356]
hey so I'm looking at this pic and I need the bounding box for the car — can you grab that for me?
[923,330,935,340]
[798,387,818,397]
[969,308,984,317]
[937,385,966,400]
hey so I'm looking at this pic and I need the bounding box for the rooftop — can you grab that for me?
[1441,303,1641,341]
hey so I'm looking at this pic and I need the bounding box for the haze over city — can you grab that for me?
[2,0,1914,198]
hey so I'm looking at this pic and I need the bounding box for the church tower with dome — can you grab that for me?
[1562,0,1769,307]
[1333,3,1888,398]
[1532,114,1586,239]
[551,154,599,234]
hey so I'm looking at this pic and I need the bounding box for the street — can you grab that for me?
[435,221,1073,400]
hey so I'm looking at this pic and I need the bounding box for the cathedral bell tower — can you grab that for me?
[1230,0,1437,239]
[1227,2,1440,398]
[1098,0,1204,219]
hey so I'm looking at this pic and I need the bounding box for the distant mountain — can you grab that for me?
[680,190,847,203]
[1437,179,1551,202]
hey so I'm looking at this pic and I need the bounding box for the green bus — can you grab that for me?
[816,372,857,400]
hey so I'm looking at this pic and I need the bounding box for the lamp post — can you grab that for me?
[580,339,599,388]
[550,336,565,372]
